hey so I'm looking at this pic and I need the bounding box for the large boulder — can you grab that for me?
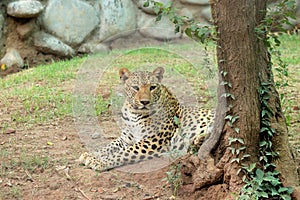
[0,48,24,69]
[97,0,137,41]
[43,0,99,45]
[33,32,75,57]
[78,43,110,54]
[201,6,212,22]
[180,0,210,5]
[0,13,4,44]
[138,14,181,40]
[7,0,44,18]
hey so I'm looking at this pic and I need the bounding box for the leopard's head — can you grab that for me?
[119,67,164,110]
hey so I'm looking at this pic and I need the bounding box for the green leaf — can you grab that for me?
[263,176,281,186]
[248,163,256,172]
[228,147,235,155]
[237,138,245,144]
[185,28,192,38]
[236,146,246,154]
[241,154,251,160]
[271,188,279,196]
[258,191,269,198]
[221,93,235,100]
[231,116,239,124]
[280,194,291,200]
[278,186,292,193]
[230,158,240,164]
[143,1,150,7]
[156,14,162,21]
[256,168,264,180]
[221,71,228,77]
[224,115,233,120]
[234,127,240,133]
[228,137,244,145]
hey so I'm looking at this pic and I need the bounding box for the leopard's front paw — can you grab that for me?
[193,133,207,146]
[78,152,106,171]
[78,152,92,165]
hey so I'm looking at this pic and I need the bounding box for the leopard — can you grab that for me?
[78,67,215,172]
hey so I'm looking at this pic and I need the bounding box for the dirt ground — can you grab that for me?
[0,117,169,199]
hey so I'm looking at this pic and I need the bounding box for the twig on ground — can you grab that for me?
[24,169,34,182]
[75,187,91,200]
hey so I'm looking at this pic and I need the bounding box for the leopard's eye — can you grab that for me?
[132,86,139,91]
[150,85,156,91]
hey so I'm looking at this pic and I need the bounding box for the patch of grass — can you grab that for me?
[0,57,86,127]
[0,57,84,88]
[10,186,22,199]
[0,36,298,134]
[277,34,300,65]
[162,163,182,197]
[20,152,50,173]
[1,147,50,172]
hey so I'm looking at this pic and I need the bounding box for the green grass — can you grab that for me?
[0,35,299,129]
[277,34,300,65]
[0,57,86,127]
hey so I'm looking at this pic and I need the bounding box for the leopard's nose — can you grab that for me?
[140,100,150,105]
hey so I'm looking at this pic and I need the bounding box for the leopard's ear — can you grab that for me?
[119,68,131,83]
[152,67,164,82]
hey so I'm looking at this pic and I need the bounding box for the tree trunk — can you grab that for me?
[180,0,299,199]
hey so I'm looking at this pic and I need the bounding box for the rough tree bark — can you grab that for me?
[180,0,299,199]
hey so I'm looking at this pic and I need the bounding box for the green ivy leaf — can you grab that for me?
[258,191,269,198]
[256,168,264,180]
[143,1,150,7]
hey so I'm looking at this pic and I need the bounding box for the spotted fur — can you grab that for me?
[79,67,214,171]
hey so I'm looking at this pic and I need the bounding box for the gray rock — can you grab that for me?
[16,19,36,40]
[33,32,75,57]
[0,13,4,42]
[201,6,212,22]
[180,0,210,5]
[97,0,136,42]
[7,0,44,18]
[297,0,300,20]
[78,43,110,54]
[139,15,181,40]
[110,32,161,50]
[91,131,101,139]
[43,0,99,45]
[1,48,24,68]
[178,8,194,20]
[137,0,173,15]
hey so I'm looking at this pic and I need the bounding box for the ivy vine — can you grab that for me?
[241,0,296,199]
[240,80,293,200]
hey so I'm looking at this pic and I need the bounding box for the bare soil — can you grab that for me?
[1,117,176,200]
[0,95,204,199]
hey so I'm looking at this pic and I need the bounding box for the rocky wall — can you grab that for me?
[0,0,299,74]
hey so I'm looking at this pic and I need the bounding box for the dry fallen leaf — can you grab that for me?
[47,141,54,146]
[4,129,16,134]
[61,136,68,141]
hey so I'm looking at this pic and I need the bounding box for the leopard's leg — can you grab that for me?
[79,131,173,171]
[89,129,135,158]
[170,110,215,156]
[78,130,135,170]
